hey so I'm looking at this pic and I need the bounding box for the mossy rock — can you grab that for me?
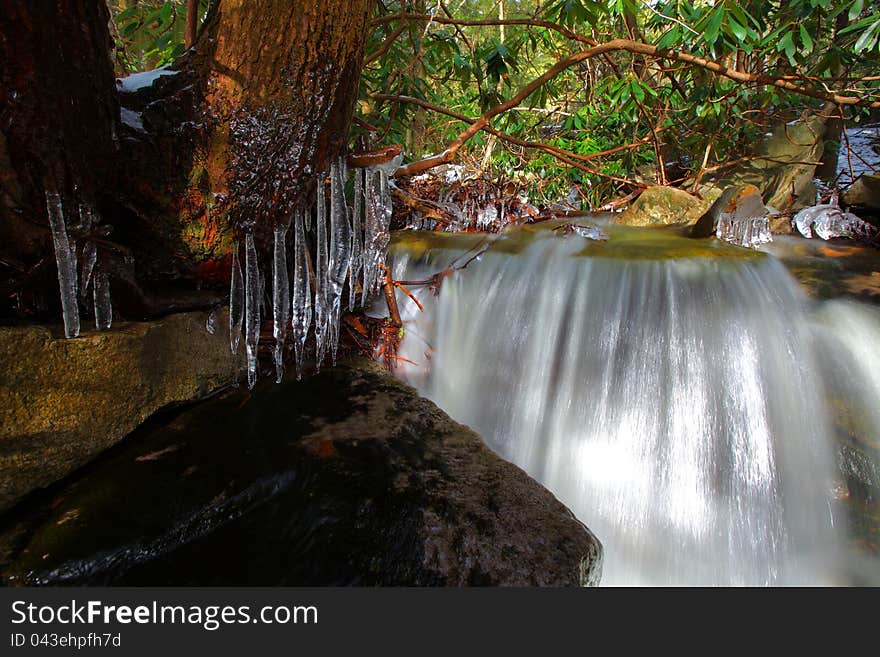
[615,186,712,227]
[0,310,241,512]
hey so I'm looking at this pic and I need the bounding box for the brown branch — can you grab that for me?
[389,184,458,227]
[374,13,879,105]
[371,12,595,46]
[388,38,878,177]
[375,94,645,185]
[185,0,199,49]
[365,22,408,65]
[381,263,402,327]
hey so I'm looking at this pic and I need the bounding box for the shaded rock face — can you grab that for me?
[0,362,602,586]
[843,174,880,214]
[615,186,710,227]
[700,113,827,212]
[690,184,772,247]
[0,309,240,512]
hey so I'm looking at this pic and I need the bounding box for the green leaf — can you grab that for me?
[630,79,645,102]
[656,26,681,50]
[777,31,796,63]
[849,0,864,21]
[728,16,748,43]
[799,24,814,53]
[703,8,724,46]
[854,22,880,53]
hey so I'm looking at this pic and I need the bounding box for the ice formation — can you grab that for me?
[244,233,261,389]
[349,168,364,312]
[291,208,312,379]
[793,194,876,241]
[313,178,329,369]
[92,269,112,331]
[224,162,394,387]
[272,223,290,382]
[328,158,352,363]
[45,191,80,338]
[716,213,772,248]
[714,189,772,248]
[206,310,217,335]
[361,167,392,306]
[229,241,244,354]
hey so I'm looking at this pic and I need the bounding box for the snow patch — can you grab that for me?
[116,67,178,94]
[120,108,144,132]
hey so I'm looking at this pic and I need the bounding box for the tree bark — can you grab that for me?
[1,0,375,320]
[0,0,119,262]
[186,0,374,233]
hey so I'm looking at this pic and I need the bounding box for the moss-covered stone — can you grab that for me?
[615,186,712,227]
[0,310,242,511]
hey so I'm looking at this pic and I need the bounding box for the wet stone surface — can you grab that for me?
[0,361,601,586]
[761,237,880,305]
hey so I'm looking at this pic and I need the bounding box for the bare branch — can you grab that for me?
[386,38,878,177]
[376,94,645,185]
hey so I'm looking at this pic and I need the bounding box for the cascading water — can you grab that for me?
[389,223,880,585]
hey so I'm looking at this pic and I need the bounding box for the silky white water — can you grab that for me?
[389,225,880,586]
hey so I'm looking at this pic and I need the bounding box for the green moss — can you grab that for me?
[392,221,765,262]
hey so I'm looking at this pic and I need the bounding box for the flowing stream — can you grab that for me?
[388,222,880,585]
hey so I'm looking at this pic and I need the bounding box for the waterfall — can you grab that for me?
[389,224,880,585]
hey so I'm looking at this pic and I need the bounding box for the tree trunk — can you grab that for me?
[0,0,119,263]
[1,0,375,320]
[186,0,374,233]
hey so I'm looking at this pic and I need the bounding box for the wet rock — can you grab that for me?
[769,214,795,235]
[0,361,602,586]
[691,184,772,247]
[0,309,241,512]
[843,174,880,213]
[615,186,711,227]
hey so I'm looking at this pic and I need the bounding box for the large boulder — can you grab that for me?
[615,186,712,227]
[843,174,880,213]
[699,112,827,212]
[0,361,602,586]
[0,309,240,512]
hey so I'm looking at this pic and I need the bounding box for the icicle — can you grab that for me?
[206,309,217,334]
[361,168,378,307]
[229,240,244,353]
[93,266,112,331]
[291,208,312,379]
[80,241,98,301]
[715,213,772,248]
[314,178,329,369]
[349,167,363,312]
[361,167,392,306]
[377,169,392,286]
[272,223,290,383]
[328,158,352,363]
[244,232,261,389]
[45,191,80,338]
[794,203,876,241]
